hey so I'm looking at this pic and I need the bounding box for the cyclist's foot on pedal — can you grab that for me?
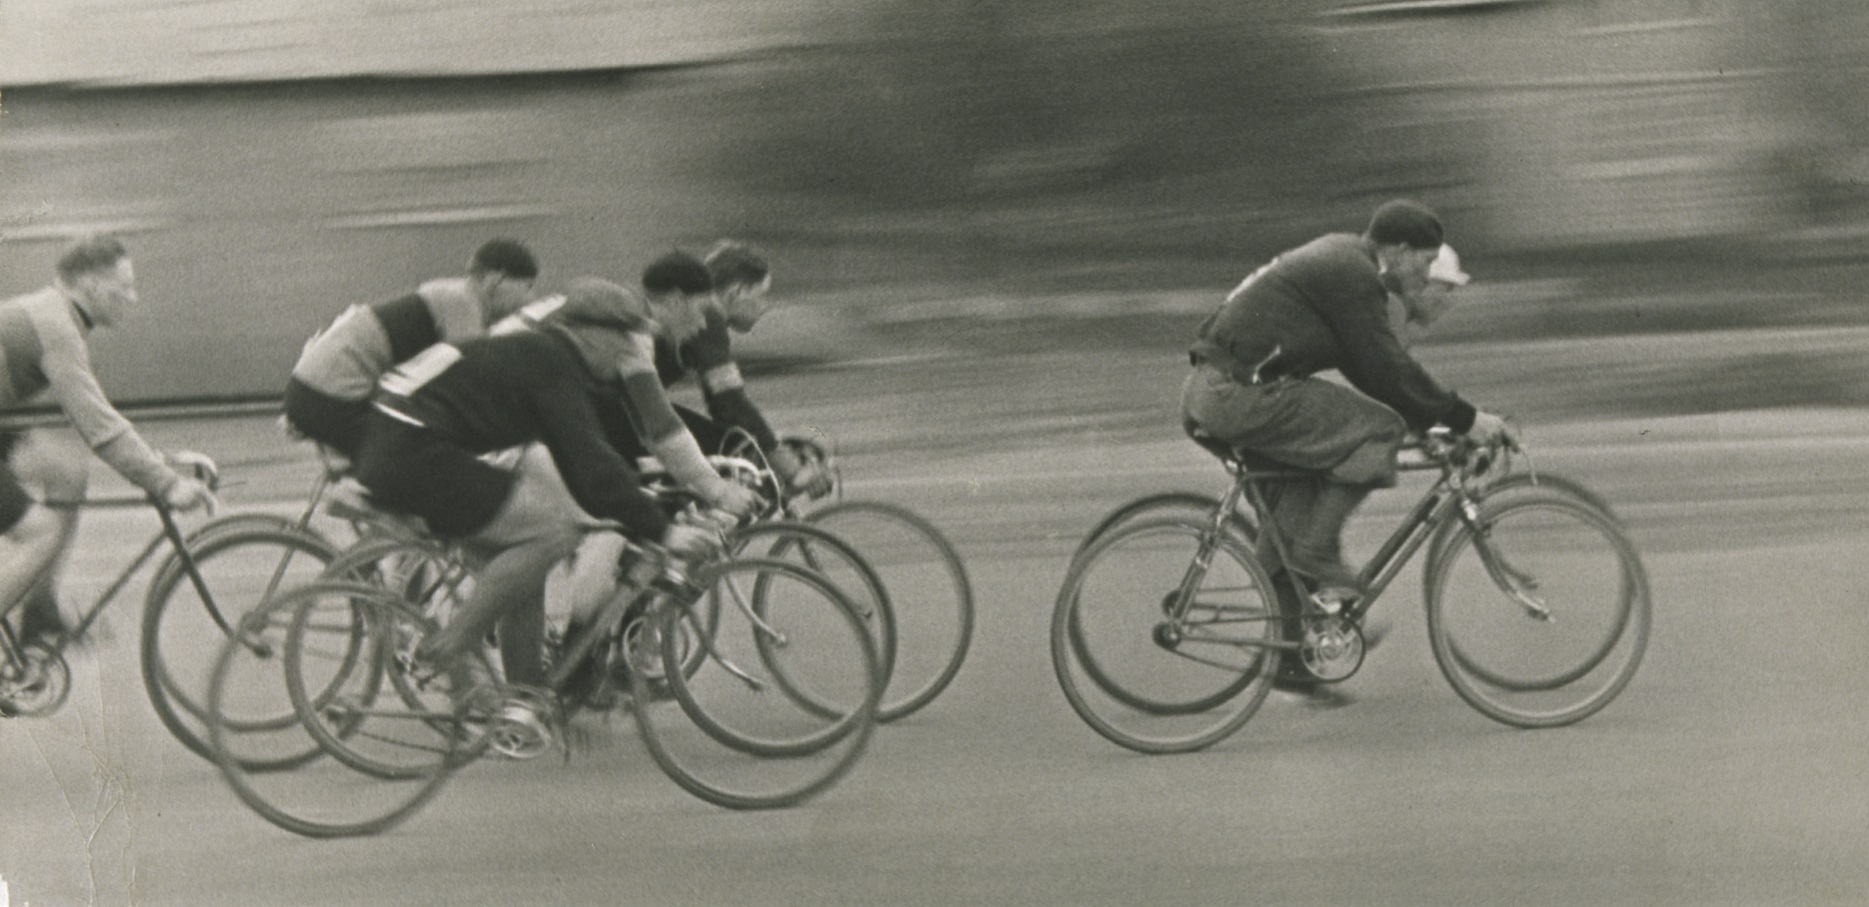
[1287,547,1365,602]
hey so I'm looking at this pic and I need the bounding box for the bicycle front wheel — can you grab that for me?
[1425,488,1650,728]
[140,524,338,766]
[208,581,471,838]
[733,520,895,718]
[802,500,970,721]
[630,557,880,810]
[1051,517,1279,754]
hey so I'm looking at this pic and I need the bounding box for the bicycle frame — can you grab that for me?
[1201,446,1491,629]
[2,494,219,668]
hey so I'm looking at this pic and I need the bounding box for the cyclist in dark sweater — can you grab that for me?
[353,275,726,698]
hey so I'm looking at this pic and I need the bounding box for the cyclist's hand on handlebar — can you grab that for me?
[709,481,764,520]
[771,443,833,500]
[163,476,218,514]
[168,450,220,489]
[660,522,722,560]
[1465,411,1520,451]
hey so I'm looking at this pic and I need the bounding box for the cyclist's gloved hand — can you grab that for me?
[1466,410,1520,450]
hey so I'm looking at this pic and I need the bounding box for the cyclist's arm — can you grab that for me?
[35,313,182,496]
[1319,271,1475,433]
[614,332,736,502]
[532,373,671,542]
[681,315,779,452]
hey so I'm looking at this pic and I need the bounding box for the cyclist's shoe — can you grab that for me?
[1285,547,1365,602]
[17,594,79,650]
[555,619,617,712]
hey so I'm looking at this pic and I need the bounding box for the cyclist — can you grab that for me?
[1181,200,1514,686]
[0,236,215,645]
[283,238,540,461]
[354,272,750,711]
[656,240,829,496]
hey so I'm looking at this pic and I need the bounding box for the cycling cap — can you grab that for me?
[641,251,713,295]
[471,238,540,280]
[1365,200,1444,250]
[553,277,646,331]
[1428,244,1470,286]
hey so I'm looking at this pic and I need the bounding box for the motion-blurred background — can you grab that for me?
[2,0,1868,417]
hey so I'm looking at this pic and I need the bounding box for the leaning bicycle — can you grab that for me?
[1052,427,1650,754]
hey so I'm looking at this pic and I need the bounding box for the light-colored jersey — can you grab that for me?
[0,286,179,495]
[291,277,486,401]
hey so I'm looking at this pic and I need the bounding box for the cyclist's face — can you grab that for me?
[1382,245,1438,297]
[654,291,710,343]
[76,258,139,327]
[1399,279,1460,327]
[483,273,536,321]
[720,276,772,333]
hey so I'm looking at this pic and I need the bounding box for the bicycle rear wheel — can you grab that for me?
[1073,491,1243,563]
[629,557,880,810]
[1052,517,1279,754]
[802,500,970,721]
[140,524,338,767]
[1425,488,1650,728]
[208,582,470,838]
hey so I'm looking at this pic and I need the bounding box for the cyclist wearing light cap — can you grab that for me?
[1181,200,1514,688]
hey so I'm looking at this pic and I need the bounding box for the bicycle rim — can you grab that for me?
[1051,517,1278,754]
[209,583,463,838]
[736,521,896,720]
[141,524,339,768]
[1426,489,1651,728]
[803,500,971,721]
[631,558,879,809]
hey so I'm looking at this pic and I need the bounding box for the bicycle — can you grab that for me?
[724,433,974,722]
[2,457,334,771]
[1051,426,1650,754]
[205,515,882,837]
[140,447,424,764]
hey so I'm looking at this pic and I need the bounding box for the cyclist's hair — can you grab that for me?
[56,235,129,283]
[469,238,540,280]
[641,251,713,296]
[703,240,770,290]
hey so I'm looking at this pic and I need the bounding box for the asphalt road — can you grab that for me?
[4,349,1869,906]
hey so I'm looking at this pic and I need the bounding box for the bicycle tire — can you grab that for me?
[801,500,971,721]
[207,583,466,838]
[1051,516,1279,754]
[320,537,481,736]
[1425,487,1650,728]
[140,524,339,767]
[1073,491,1256,564]
[1423,471,1620,583]
[733,520,896,720]
[630,557,880,809]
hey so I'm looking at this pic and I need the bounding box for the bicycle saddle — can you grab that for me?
[1181,419,1303,474]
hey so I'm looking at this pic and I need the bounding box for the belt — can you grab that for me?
[1191,346,1295,386]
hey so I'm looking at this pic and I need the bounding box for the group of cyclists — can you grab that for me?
[1,233,827,729]
[3,195,1507,718]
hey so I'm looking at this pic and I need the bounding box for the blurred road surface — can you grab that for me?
[4,344,1869,906]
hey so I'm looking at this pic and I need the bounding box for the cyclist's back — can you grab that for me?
[284,239,538,459]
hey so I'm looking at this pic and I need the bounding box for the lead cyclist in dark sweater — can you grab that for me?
[353,273,748,700]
